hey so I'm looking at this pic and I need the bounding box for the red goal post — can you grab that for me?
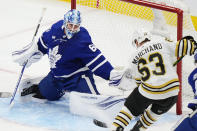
[69,0,196,115]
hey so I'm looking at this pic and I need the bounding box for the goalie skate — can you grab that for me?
[19,77,46,103]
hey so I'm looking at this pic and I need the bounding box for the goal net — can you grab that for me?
[65,0,197,115]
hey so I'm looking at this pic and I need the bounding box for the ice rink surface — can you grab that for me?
[0,0,196,130]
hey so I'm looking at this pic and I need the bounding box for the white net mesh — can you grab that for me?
[65,0,197,113]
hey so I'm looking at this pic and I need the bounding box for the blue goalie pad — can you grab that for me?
[174,113,197,131]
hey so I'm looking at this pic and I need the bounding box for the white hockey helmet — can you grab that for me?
[131,28,151,48]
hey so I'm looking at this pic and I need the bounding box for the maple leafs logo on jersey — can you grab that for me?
[49,45,62,69]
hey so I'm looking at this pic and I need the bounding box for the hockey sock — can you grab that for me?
[139,108,161,130]
[111,106,134,130]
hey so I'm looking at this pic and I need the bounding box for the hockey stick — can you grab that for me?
[173,56,184,67]
[10,8,46,105]
[10,61,27,105]
[173,38,197,67]
[31,8,47,42]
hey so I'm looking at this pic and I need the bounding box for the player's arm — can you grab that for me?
[79,42,113,80]
[37,30,49,55]
[78,28,124,84]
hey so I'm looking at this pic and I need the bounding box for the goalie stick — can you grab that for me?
[10,61,27,105]
[10,8,46,105]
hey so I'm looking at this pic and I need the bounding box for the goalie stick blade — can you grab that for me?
[93,119,108,128]
[0,92,12,98]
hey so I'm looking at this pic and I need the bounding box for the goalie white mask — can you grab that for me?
[131,29,151,48]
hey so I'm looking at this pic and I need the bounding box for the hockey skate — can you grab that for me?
[20,84,46,103]
[21,84,45,99]
[112,127,124,131]
[19,77,45,97]
[130,120,144,131]
[93,119,108,128]
[93,119,124,131]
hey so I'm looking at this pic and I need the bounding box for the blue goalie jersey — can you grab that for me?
[37,20,113,80]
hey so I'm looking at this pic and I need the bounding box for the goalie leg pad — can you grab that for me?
[38,72,65,101]
[174,116,197,131]
[39,71,99,101]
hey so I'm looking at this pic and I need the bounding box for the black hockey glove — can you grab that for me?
[181,35,194,40]
[182,36,197,55]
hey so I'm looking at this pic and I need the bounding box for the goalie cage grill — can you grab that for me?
[70,0,197,115]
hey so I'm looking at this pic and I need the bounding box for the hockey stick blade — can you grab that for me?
[93,119,108,128]
[0,92,12,98]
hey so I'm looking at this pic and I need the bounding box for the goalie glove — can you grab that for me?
[109,68,136,91]
[109,69,124,86]
[12,41,43,68]
[117,68,139,91]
